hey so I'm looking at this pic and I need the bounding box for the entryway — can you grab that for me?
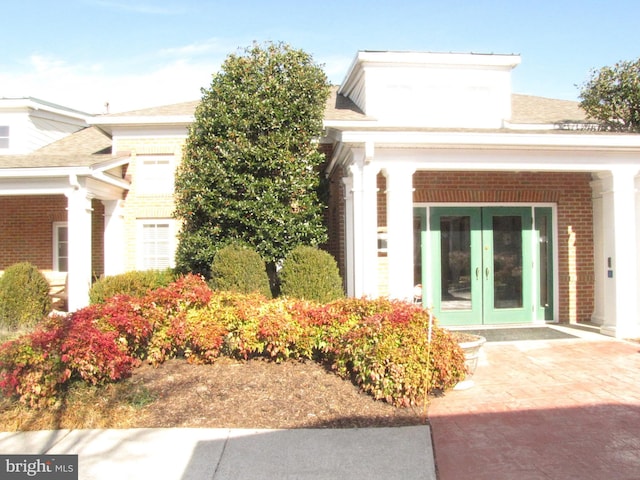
[414,206,554,326]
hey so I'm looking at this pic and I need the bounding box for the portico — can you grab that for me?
[0,158,129,311]
[323,51,640,338]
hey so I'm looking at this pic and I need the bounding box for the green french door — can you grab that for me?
[428,207,534,325]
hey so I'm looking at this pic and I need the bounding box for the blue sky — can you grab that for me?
[2,0,639,113]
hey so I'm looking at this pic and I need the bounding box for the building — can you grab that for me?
[1,51,639,338]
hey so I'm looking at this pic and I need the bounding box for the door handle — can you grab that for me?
[485,267,490,280]
[475,267,480,280]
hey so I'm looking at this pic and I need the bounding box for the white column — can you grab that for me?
[383,164,416,301]
[590,177,605,325]
[103,200,125,276]
[361,163,379,298]
[348,152,380,298]
[66,187,93,312]
[599,169,640,338]
[342,175,355,297]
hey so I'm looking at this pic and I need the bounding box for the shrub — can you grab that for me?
[0,275,466,410]
[0,313,137,407]
[89,269,175,304]
[89,296,154,359]
[209,243,271,297]
[0,320,69,407]
[279,246,344,303]
[144,274,214,365]
[330,299,466,407]
[0,262,52,330]
[59,312,138,386]
[183,307,228,364]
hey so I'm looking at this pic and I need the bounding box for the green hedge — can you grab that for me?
[209,243,272,298]
[279,245,344,303]
[0,262,52,331]
[89,269,176,304]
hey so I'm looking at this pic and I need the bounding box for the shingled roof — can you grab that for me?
[0,127,116,169]
[103,100,201,117]
[0,89,594,171]
[99,87,587,127]
[511,94,588,124]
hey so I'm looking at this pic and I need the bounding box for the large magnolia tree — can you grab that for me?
[174,42,331,278]
[579,58,640,132]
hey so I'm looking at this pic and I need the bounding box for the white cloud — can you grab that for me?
[88,0,187,15]
[0,54,220,114]
[0,45,354,115]
[159,38,240,58]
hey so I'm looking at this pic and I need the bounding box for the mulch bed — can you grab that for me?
[131,357,428,429]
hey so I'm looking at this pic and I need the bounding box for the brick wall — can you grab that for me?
[412,171,594,323]
[325,165,347,284]
[327,169,595,323]
[0,195,66,269]
[0,195,105,278]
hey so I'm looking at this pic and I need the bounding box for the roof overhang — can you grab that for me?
[91,115,194,135]
[0,158,130,199]
[325,128,640,176]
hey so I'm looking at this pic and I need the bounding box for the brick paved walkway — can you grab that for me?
[428,327,640,480]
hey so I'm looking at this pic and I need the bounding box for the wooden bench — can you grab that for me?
[41,270,68,309]
[0,269,68,304]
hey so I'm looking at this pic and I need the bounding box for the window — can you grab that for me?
[137,220,174,270]
[53,222,68,272]
[137,155,174,193]
[0,126,8,149]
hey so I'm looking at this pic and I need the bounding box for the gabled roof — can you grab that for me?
[324,86,368,122]
[90,101,196,134]
[511,94,587,125]
[89,87,588,128]
[0,127,121,169]
[324,88,589,127]
[0,90,595,172]
[0,97,90,121]
[103,100,201,117]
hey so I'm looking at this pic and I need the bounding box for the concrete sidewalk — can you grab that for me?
[0,425,436,479]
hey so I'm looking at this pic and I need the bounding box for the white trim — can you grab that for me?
[136,154,175,194]
[333,130,640,150]
[136,219,176,271]
[52,221,68,272]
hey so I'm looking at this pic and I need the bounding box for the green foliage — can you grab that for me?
[279,245,344,303]
[89,269,175,304]
[0,262,52,330]
[209,243,272,297]
[579,58,640,132]
[174,42,331,276]
[329,299,466,407]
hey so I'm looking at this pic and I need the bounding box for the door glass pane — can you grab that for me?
[413,216,422,302]
[57,226,68,273]
[440,216,472,310]
[537,215,549,308]
[492,216,523,309]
